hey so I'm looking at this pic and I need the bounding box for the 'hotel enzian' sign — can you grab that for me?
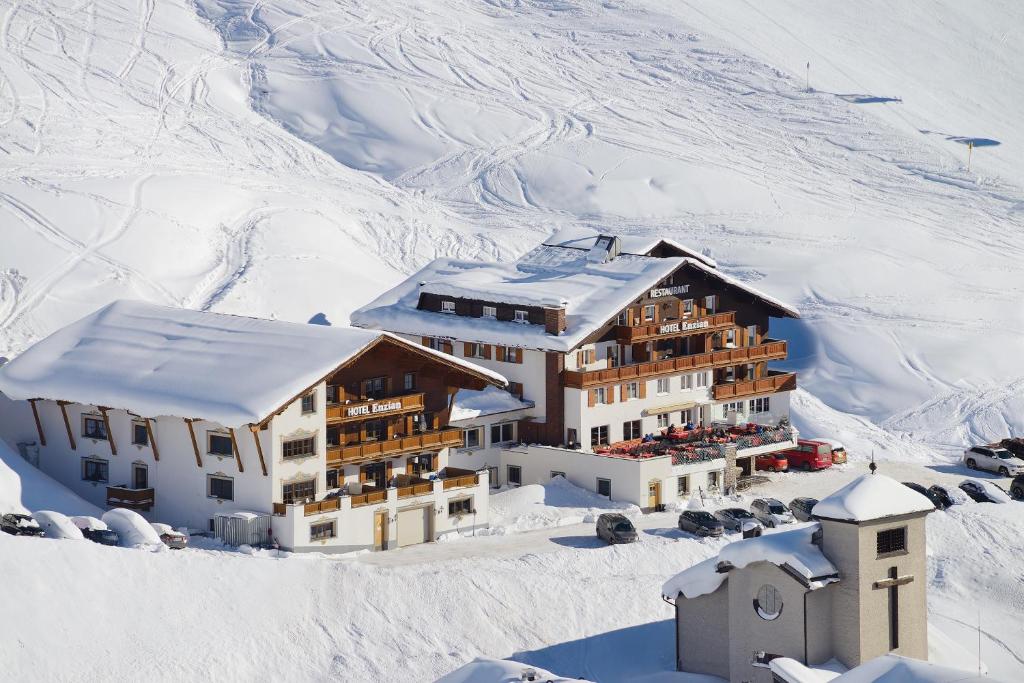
[346,401,403,417]
[658,320,709,335]
[649,284,690,298]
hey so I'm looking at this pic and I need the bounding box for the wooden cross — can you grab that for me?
[874,567,913,650]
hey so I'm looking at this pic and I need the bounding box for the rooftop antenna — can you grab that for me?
[868,451,877,475]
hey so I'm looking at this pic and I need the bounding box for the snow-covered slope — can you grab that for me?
[0,438,101,516]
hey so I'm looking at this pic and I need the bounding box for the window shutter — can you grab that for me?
[514,348,523,364]
[607,386,615,404]
[406,458,413,475]
[510,382,523,398]
[588,390,596,408]
[432,453,439,471]
[639,381,647,399]
[359,468,368,483]
[463,342,473,356]
[442,341,453,355]
[620,384,628,401]
[495,345,505,361]
[483,344,492,360]
[386,461,393,482]
[422,336,430,346]
[576,351,583,366]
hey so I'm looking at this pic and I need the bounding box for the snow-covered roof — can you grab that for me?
[449,386,534,422]
[543,225,718,267]
[352,236,798,351]
[0,300,506,429]
[662,523,838,600]
[829,654,1006,683]
[435,657,585,683]
[812,474,934,523]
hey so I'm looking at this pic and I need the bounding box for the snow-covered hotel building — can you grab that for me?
[352,229,800,509]
[0,301,506,552]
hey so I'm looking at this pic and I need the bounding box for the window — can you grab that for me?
[507,465,522,486]
[409,453,433,476]
[441,300,456,314]
[482,305,497,319]
[283,479,316,505]
[463,428,482,449]
[623,382,639,400]
[749,397,771,414]
[326,384,339,404]
[551,471,566,479]
[82,416,107,440]
[509,381,524,398]
[681,408,695,424]
[326,469,339,489]
[591,425,609,448]
[364,376,386,399]
[498,346,516,362]
[725,329,736,346]
[680,373,693,390]
[657,378,670,395]
[301,391,316,414]
[747,325,758,346]
[208,432,233,456]
[283,437,316,459]
[364,420,386,442]
[657,413,670,429]
[682,299,694,317]
[643,304,655,321]
[310,521,336,541]
[704,295,718,313]
[81,458,108,483]
[754,584,783,620]
[616,311,627,325]
[207,475,234,500]
[513,309,528,323]
[403,372,416,391]
[607,346,620,368]
[132,421,149,446]
[877,528,907,556]
[677,475,689,496]
[428,337,445,351]
[594,387,610,405]
[623,420,642,440]
[722,401,743,418]
[490,422,516,444]
[467,343,486,359]
[596,478,612,498]
[566,428,578,447]
[448,497,473,516]
[696,372,709,388]
[132,463,148,489]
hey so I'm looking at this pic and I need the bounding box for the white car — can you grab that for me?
[963,446,1024,477]
[33,510,84,540]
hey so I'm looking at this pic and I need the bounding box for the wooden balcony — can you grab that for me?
[326,392,425,424]
[440,467,479,490]
[106,486,154,512]
[564,340,788,389]
[327,428,464,466]
[349,486,387,507]
[712,371,797,400]
[615,312,736,344]
[395,475,434,499]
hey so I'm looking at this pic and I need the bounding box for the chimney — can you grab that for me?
[544,307,566,335]
[587,235,621,264]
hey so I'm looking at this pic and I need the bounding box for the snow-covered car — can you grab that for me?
[788,497,819,522]
[958,479,1012,504]
[678,510,724,537]
[713,507,761,533]
[152,522,188,549]
[101,508,162,548]
[595,513,637,544]
[901,483,943,510]
[0,513,44,537]
[33,510,85,540]
[927,484,967,507]
[962,446,1024,477]
[71,516,120,546]
[750,498,795,528]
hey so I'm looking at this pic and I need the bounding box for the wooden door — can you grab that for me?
[647,481,660,509]
[132,464,148,489]
[374,510,388,551]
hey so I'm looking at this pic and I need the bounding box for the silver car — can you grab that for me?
[963,446,1024,477]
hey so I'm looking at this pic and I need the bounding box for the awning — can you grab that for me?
[642,401,698,417]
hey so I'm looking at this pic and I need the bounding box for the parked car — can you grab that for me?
[152,522,189,550]
[788,497,819,522]
[33,510,85,540]
[780,440,834,472]
[816,439,848,464]
[927,484,965,507]
[714,508,761,533]
[71,516,120,546]
[1011,476,1024,501]
[959,479,1011,504]
[751,498,795,527]
[755,453,789,472]
[595,513,638,544]
[1,513,44,537]
[901,483,943,510]
[962,445,1024,477]
[678,510,725,537]
[101,508,162,548]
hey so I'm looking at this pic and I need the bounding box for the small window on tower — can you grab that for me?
[876,527,907,556]
[441,300,456,314]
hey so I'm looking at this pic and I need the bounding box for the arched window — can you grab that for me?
[754,584,783,621]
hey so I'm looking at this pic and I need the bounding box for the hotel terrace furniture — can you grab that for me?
[0,300,506,553]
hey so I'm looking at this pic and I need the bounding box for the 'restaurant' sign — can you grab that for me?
[658,320,709,335]
[347,400,403,417]
[649,284,690,298]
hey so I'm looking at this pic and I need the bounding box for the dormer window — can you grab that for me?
[514,310,528,324]
[441,300,456,314]
[482,305,496,319]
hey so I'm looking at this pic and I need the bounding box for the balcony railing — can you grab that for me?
[395,475,434,499]
[712,371,797,400]
[440,467,479,490]
[106,486,155,511]
[327,428,464,466]
[615,312,736,344]
[326,392,425,423]
[564,340,788,388]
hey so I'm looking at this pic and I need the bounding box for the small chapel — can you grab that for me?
[662,473,934,683]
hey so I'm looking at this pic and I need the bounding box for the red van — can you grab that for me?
[781,440,834,471]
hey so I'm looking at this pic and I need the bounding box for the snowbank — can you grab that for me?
[450,386,533,422]
[0,440,101,517]
[33,510,85,540]
[101,509,163,548]
[483,477,639,536]
[436,657,584,683]
[813,474,934,522]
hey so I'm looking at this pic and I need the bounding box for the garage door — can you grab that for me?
[396,506,430,547]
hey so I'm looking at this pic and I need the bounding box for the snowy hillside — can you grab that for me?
[3,0,1023,457]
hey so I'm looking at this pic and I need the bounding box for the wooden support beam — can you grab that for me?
[250,425,268,476]
[145,418,160,462]
[184,418,202,468]
[99,407,117,456]
[229,427,244,473]
[28,399,46,446]
[58,401,76,450]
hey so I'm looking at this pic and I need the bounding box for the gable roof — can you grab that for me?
[813,474,934,523]
[662,522,839,600]
[542,225,719,267]
[0,300,505,429]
